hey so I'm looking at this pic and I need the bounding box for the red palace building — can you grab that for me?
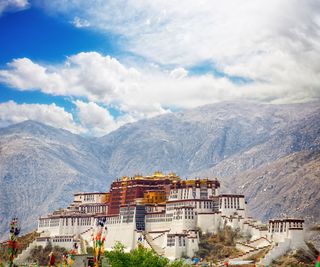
[107,171,221,215]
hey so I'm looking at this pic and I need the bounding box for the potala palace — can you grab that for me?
[16,172,308,265]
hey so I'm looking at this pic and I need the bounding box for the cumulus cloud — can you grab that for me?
[0,101,83,133]
[0,100,133,136]
[34,0,320,103]
[0,0,29,15]
[0,53,141,105]
[74,100,134,136]
[0,51,319,128]
[1,1,318,135]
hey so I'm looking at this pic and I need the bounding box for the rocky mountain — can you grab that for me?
[0,101,319,236]
[0,121,107,237]
[98,101,319,179]
[232,150,320,221]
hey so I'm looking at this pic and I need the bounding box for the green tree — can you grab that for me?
[104,242,131,267]
[105,242,191,267]
[130,245,169,267]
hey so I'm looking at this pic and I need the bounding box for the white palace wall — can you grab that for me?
[38,216,94,237]
[103,221,137,251]
[33,179,308,262]
[197,213,220,234]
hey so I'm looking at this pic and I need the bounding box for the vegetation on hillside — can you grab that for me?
[272,242,319,267]
[0,231,39,262]
[27,243,68,265]
[105,242,191,267]
[195,226,241,263]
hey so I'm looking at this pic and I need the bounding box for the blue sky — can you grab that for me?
[0,0,319,136]
[0,6,117,114]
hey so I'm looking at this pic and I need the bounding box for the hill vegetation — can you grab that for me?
[195,227,241,263]
[0,231,39,263]
[104,242,191,267]
[27,244,68,265]
[272,242,319,267]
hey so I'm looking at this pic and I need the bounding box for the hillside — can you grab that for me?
[0,121,107,237]
[98,101,319,180]
[0,101,319,236]
[231,150,320,222]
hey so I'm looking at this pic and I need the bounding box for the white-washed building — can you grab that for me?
[27,172,307,262]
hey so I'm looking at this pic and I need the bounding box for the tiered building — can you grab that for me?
[17,172,307,265]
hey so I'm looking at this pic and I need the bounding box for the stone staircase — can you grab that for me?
[80,227,93,236]
[79,235,87,254]
[229,244,271,262]
[258,238,291,266]
[14,239,38,265]
[246,236,272,248]
[143,232,165,256]
[79,226,93,253]
[236,241,255,253]
[13,231,46,265]
[152,232,166,241]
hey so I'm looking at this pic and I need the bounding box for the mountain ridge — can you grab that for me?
[0,101,319,236]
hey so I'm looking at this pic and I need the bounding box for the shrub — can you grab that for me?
[105,242,191,267]
[27,244,67,265]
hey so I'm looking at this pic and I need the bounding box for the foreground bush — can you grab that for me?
[105,242,190,267]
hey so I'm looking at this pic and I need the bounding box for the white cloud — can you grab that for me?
[74,100,133,136]
[34,0,320,104]
[0,0,29,15]
[71,16,90,28]
[0,51,319,127]
[0,53,141,104]
[1,1,318,135]
[0,100,132,136]
[0,58,66,94]
[0,101,83,133]
[170,68,188,80]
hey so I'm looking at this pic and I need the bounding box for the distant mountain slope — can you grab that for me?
[98,101,319,180]
[0,121,107,236]
[194,107,320,181]
[0,101,319,236]
[231,150,320,222]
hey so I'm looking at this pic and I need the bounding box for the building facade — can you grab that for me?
[27,172,306,263]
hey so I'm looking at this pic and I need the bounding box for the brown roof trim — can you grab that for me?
[167,199,215,203]
[74,192,106,196]
[269,218,305,223]
[39,214,93,219]
[198,212,219,215]
[219,194,245,198]
[167,233,188,237]
[146,230,170,233]
[146,211,166,215]
[145,203,166,206]
[174,206,195,209]
[94,214,120,219]
[119,204,137,207]
[79,203,108,206]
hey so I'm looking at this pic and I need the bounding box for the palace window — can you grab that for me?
[167,236,175,247]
